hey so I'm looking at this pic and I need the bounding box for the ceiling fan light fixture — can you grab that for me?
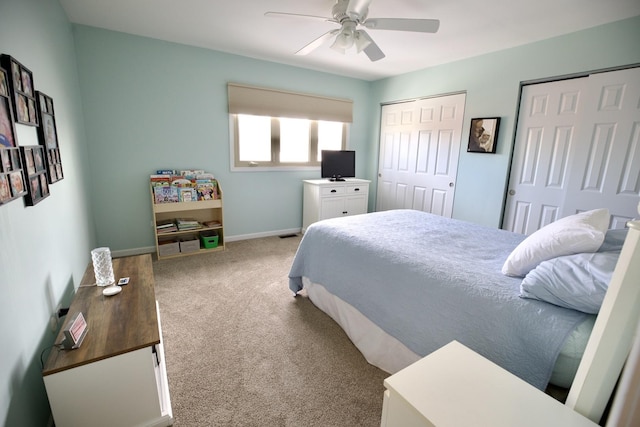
[330,40,347,54]
[354,30,372,53]
[330,32,352,53]
[330,21,357,53]
[268,0,440,62]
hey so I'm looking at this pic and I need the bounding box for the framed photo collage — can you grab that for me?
[0,54,63,207]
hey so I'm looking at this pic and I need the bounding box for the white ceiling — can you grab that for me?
[59,0,640,81]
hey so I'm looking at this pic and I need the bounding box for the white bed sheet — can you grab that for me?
[303,277,595,388]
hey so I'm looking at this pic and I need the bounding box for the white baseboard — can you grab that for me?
[225,228,301,242]
[111,246,156,258]
[110,228,301,258]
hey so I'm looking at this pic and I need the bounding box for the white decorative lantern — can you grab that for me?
[91,247,115,287]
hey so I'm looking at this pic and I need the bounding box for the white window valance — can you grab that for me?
[228,83,353,123]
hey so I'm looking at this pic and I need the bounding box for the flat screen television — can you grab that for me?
[321,150,355,181]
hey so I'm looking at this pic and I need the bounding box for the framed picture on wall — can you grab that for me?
[35,91,63,184]
[0,68,17,148]
[467,117,500,154]
[23,147,35,175]
[20,145,49,206]
[10,148,20,169]
[0,68,8,97]
[39,173,49,198]
[0,55,38,126]
[8,170,26,198]
[1,148,10,171]
[0,173,10,202]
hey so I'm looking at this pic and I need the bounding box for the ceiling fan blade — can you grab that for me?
[346,0,372,19]
[296,29,340,56]
[363,41,385,62]
[364,18,440,33]
[357,31,385,62]
[264,11,336,24]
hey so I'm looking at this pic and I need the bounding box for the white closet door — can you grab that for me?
[562,67,640,229]
[503,67,640,234]
[502,77,587,234]
[376,93,466,217]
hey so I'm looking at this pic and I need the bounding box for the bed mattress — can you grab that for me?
[304,279,595,388]
[289,209,593,389]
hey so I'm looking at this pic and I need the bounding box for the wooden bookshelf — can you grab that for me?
[151,184,225,259]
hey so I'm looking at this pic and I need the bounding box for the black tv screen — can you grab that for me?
[321,150,355,181]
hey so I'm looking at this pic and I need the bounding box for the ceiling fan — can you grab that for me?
[265,0,440,62]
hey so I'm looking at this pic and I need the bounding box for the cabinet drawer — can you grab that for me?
[320,186,346,196]
[347,184,368,194]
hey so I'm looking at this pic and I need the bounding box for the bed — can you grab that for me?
[289,209,624,390]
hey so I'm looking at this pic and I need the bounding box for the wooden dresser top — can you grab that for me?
[43,254,160,376]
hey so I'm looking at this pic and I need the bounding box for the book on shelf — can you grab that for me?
[212,179,220,199]
[156,220,177,233]
[196,181,216,201]
[179,187,196,202]
[203,220,222,228]
[154,186,179,203]
[157,227,177,234]
[180,170,205,180]
[171,178,193,187]
[151,169,221,201]
[196,173,215,180]
[150,175,173,187]
[176,218,202,231]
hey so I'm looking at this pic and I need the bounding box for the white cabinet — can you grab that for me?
[302,178,370,232]
[43,255,173,427]
[381,341,598,427]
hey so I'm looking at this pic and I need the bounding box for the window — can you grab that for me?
[237,115,271,162]
[279,118,310,163]
[233,114,347,168]
[228,83,352,170]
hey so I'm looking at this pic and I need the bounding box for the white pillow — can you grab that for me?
[502,208,610,277]
[520,251,619,313]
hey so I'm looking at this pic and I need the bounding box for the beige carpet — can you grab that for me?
[153,235,388,426]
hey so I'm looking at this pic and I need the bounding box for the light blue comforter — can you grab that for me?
[288,209,588,389]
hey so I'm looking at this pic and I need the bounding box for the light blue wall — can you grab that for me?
[1,2,639,424]
[72,26,374,251]
[371,15,640,228]
[0,0,96,426]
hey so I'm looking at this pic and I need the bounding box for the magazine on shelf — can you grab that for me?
[154,186,179,203]
[179,187,196,202]
[150,175,173,187]
[196,173,215,180]
[196,181,216,200]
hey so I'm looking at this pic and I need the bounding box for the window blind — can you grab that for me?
[228,83,353,123]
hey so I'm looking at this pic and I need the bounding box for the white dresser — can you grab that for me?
[302,178,370,232]
[43,255,173,427]
[381,341,598,427]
